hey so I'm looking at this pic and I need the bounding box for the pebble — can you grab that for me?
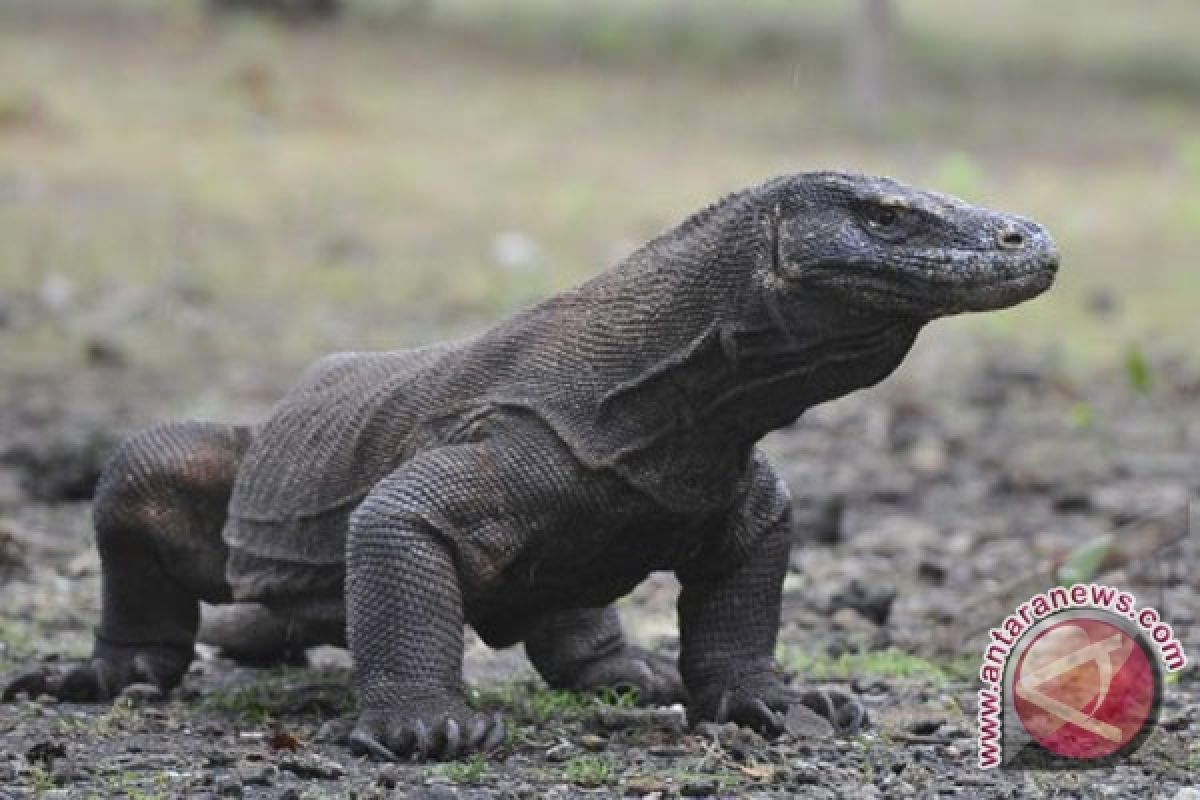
[278,753,346,780]
[240,763,277,787]
[578,733,608,752]
[827,578,896,625]
[586,706,686,734]
[646,744,689,757]
[679,778,720,797]
[214,773,243,797]
[785,704,835,738]
[118,683,164,704]
[376,764,401,789]
[789,759,822,785]
[48,757,77,785]
[830,607,879,633]
[544,742,575,762]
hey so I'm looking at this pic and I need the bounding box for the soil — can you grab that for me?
[0,337,1197,799]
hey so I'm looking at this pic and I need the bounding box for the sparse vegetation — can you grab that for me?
[563,754,614,787]
[780,646,966,684]
[436,754,489,784]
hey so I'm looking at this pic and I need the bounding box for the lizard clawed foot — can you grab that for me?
[792,686,866,734]
[569,645,685,706]
[3,638,190,703]
[689,666,867,738]
[349,704,506,762]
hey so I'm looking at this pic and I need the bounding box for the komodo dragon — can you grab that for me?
[4,172,1058,760]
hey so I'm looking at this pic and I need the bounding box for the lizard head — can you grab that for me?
[763,171,1059,319]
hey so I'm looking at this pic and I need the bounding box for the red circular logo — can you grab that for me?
[1012,617,1156,760]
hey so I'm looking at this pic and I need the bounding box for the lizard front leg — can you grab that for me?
[346,432,575,761]
[677,457,865,737]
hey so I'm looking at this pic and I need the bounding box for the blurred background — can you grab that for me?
[0,0,1197,406]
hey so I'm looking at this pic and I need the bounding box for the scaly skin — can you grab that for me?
[4,172,1058,760]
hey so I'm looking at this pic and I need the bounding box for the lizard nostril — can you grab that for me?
[998,229,1025,249]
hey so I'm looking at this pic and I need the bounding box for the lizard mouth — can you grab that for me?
[847,242,1060,316]
[938,244,1060,312]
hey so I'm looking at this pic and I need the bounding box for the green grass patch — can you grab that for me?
[200,667,355,724]
[469,681,639,724]
[780,646,969,684]
[434,754,489,785]
[563,754,614,787]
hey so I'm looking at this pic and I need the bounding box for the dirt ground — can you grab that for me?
[2,4,1199,797]
[0,335,1196,799]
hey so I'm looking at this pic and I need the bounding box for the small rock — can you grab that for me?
[679,778,720,797]
[277,790,301,800]
[203,751,237,768]
[1172,789,1200,800]
[784,704,835,738]
[84,337,126,367]
[578,733,607,752]
[279,753,345,780]
[789,759,821,785]
[25,740,67,766]
[828,579,896,626]
[646,744,689,757]
[585,706,686,734]
[545,741,575,762]
[119,683,165,704]
[49,757,77,785]
[306,645,353,670]
[214,773,243,798]
[376,763,400,789]
[1090,481,1189,525]
[240,764,277,787]
[831,607,878,633]
[694,721,740,740]
[625,775,669,795]
[907,435,947,476]
[805,494,845,546]
[915,557,947,585]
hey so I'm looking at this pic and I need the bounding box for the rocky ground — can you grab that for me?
[0,339,1197,799]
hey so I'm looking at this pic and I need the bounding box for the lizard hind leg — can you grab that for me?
[198,602,344,665]
[5,421,251,702]
[523,607,686,706]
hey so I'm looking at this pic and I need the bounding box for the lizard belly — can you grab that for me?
[467,510,706,647]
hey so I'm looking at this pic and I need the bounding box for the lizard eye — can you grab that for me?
[860,203,916,242]
[864,206,899,230]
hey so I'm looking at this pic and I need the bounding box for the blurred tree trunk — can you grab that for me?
[205,0,341,21]
[847,0,895,134]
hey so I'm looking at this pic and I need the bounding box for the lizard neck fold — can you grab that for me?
[520,191,925,509]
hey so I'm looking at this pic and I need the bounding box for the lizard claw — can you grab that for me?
[348,727,401,762]
[689,664,865,739]
[797,687,866,733]
[4,638,191,704]
[3,669,53,702]
[350,706,505,762]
